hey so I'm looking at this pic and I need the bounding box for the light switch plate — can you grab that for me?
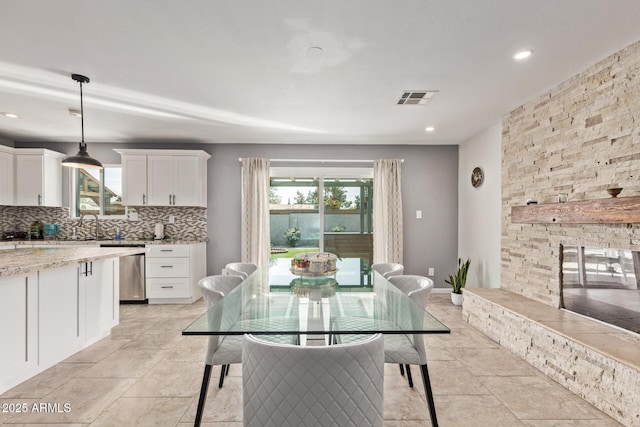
[428,267,435,276]
[416,210,423,219]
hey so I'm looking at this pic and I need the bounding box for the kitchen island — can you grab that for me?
[0,246,147,394]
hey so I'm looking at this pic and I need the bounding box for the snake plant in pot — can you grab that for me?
[445,258,470,306]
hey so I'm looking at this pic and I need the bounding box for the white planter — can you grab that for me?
[451,292,463,306]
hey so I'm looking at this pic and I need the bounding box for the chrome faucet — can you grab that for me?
[78,213,102,240]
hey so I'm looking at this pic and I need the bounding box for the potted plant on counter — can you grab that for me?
[445,258,470,306]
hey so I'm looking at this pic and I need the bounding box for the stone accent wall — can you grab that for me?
[502,40,640,307]
[0,206,207,241]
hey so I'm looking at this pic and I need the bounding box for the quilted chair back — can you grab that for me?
[200,274,244,298]
[243,333,384,427]
[388,275,434,310]
[224,262,258,279]
[198,275,244,365]
[387,275,434,365]
[371,262,404,279]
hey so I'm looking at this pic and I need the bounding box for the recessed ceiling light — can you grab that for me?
[425,126,435,132]
[514,50,533,60]
[1,112,18,118]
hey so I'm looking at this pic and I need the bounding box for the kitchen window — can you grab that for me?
[72,165,126,217]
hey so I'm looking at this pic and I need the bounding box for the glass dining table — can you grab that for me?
[183,258,450,426]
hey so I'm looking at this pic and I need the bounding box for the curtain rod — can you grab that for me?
[238,158,404,163]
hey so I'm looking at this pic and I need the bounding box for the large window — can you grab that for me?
[73,166,125,217]
[269,166,373,263]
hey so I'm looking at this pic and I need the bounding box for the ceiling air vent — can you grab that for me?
[397,90,438,105]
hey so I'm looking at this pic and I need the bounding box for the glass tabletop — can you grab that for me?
[183,259,450,337]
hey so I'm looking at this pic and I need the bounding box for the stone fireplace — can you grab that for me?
[462,40,640,426]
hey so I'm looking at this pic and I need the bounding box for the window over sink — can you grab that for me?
[72,165,126,218]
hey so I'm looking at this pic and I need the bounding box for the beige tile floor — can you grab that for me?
[0,294,622,427]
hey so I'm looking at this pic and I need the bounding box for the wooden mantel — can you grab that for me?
[511,196,640,224]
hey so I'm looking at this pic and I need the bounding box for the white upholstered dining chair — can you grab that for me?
[242,333,384,427]
[195,275,300,426]
[385,274,437,422]
[331,275,438,425]
[223,262,257,279]
[371,262,404,278]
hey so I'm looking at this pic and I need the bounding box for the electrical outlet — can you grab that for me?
[416,210,423,219]
[168,215,175,224]
[428,267,435,276]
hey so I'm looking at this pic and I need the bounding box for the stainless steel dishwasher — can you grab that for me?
[100,244,146,303]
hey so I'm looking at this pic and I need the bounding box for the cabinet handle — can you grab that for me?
[142,194,146,205]
[160,249,173,252]
[172,194,176,205]
[160,265,174,268]
[38,194,42,205]
[160,285,174,289]
[169,195,172,205]
[88,261,93,276]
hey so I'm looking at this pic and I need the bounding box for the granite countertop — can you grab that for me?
[0,239,207,247]
[0,246,148,278]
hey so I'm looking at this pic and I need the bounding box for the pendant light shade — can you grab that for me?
[62,74,103,170]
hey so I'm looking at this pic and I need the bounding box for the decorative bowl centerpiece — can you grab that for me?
[606,187,623,198]
[290,252,338,276]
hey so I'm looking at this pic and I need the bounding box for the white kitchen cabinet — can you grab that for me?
[0,273,37,392]
[38,265,83,368]
[146,243,205,304]
[0,145,14,205]
[15,149,64,207]
[120,154,148,206]
[83,259,118,344]
[115,149,209,207]
[0,251,124,395]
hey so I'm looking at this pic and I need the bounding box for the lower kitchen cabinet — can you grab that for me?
[83,259,119,345]
[0,273,37,394]
[38,266,84,368]
[0,258,119,394]
[146,243,206,304]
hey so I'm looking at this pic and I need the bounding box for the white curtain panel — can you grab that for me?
[241,158,271,267]
[373,159,403,264]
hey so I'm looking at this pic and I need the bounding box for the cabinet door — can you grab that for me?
[0,150,14,205]
[147,155,173,206]
[15,155,43,206]
[39,265,83,367]
[121,155,148,206]
[84,260,116,341]
[173,156,200,206]
[42,153,62,206]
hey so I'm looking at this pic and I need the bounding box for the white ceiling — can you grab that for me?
[1,0,640,146]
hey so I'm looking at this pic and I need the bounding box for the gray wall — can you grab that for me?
[15,141,459,288]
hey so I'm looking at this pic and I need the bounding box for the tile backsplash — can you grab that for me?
[0,205,207,241]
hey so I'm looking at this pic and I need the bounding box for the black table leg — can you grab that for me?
[420,364,438,427]
[195,364,212,427]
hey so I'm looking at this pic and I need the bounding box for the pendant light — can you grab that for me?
[61,74,103,169]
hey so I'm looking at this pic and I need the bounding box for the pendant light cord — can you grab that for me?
[79,80,85,147]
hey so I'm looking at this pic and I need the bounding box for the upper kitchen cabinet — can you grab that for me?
[115,149,210,207]
[0,145,14,205]
[14,149,64,207]
[120,154,147,206]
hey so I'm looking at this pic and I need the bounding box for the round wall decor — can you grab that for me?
[471,167,484,188]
